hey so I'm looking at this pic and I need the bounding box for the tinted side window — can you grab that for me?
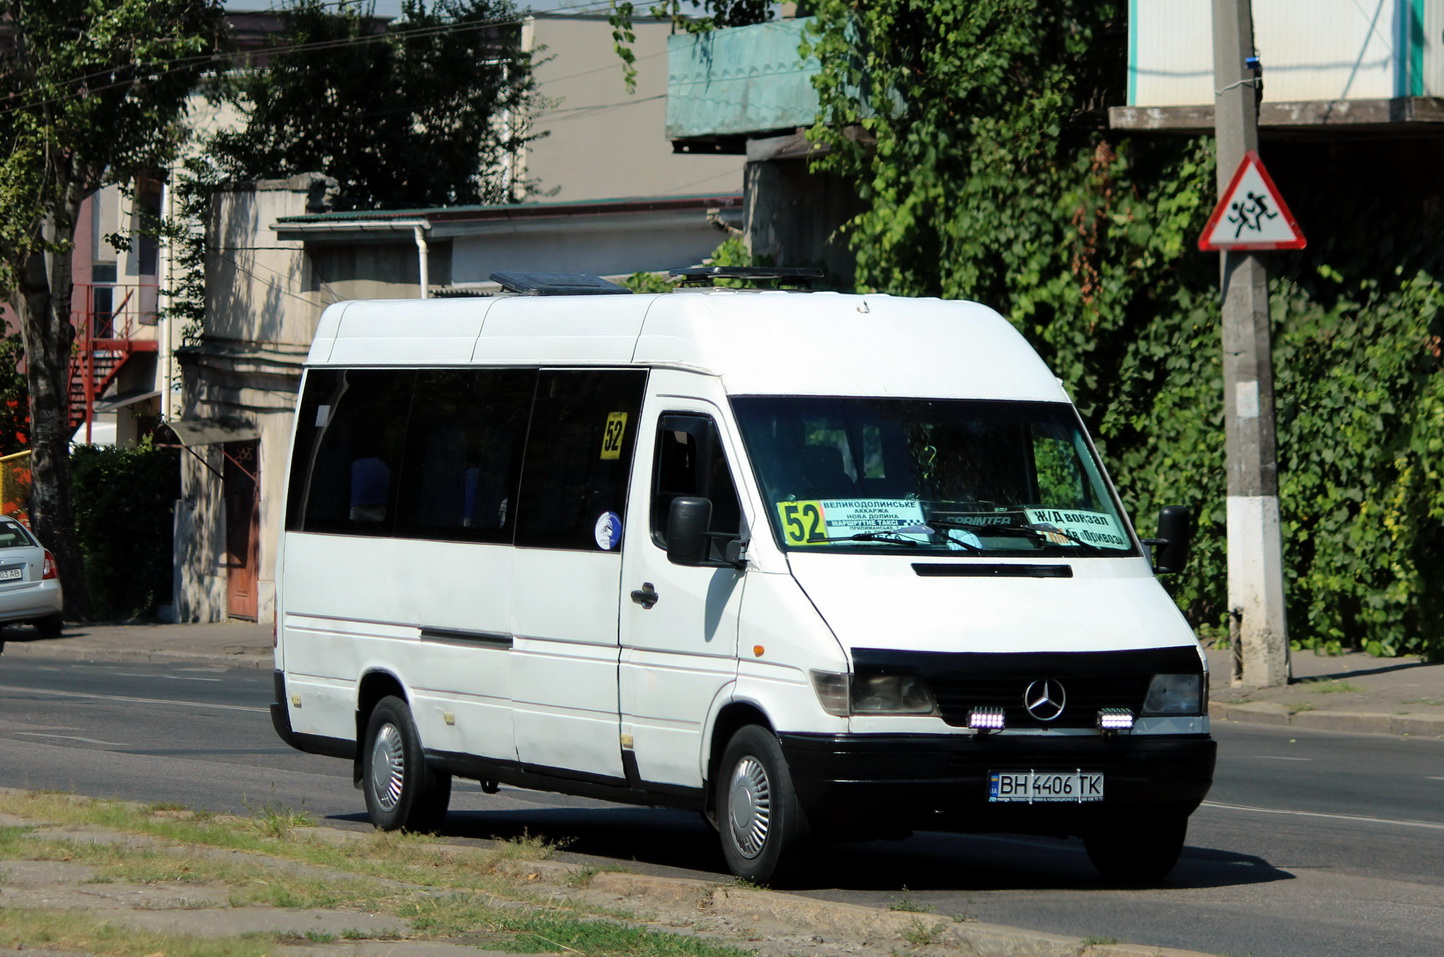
[287,369,415,536]
[651,414,741,553]
[514,369,647,551]
[394,369,534,543]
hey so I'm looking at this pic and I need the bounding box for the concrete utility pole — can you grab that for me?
[1212,0,1290,688]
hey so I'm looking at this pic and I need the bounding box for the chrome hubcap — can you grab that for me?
[728,755,771,859]
[370,722,405,813]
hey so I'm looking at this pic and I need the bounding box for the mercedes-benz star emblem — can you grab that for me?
[1023,679,1067,721]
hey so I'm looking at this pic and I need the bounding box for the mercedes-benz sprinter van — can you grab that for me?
[271,274,1215,884]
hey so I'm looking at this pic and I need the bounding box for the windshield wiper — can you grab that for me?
[928,518,1109,553]
[904,519,983,552]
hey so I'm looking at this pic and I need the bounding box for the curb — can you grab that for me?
[586,871,1219,957]
[0,641,273,671]
[1211,700,1444,737]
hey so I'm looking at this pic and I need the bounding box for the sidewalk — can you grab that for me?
[0,620,274,670]
[3,619,1442,737]
[1206,645,1444,736]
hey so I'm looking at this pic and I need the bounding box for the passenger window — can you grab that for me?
[651,414,742,554]
[287,369,415,535]
[394,369,535,543]
[514,369,647,551]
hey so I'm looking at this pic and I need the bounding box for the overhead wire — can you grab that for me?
[0,0,626,119]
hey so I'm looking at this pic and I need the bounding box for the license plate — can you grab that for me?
[0,566,21,582]
[988,769,1103,803]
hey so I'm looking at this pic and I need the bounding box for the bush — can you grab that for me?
[71,442,180,621]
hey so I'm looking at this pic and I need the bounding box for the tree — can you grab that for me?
[802,2,1444,659]
[0,0,224,620]
[207,0,542,211]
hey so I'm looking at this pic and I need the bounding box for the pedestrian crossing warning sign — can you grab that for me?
[1198,150,1306,251]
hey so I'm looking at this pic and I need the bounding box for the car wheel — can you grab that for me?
[1083,808,1189,884]
[717,724,808,885]
[33,615,62,639]
[361,695,451,832]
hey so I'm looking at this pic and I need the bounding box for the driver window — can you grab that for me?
[651,414,742,554]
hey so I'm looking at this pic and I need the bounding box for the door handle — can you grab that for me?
[630,582,658,609]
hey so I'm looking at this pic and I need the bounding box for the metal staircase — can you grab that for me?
[68,283,160,435]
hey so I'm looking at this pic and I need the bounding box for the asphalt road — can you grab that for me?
[2,655,1442,957]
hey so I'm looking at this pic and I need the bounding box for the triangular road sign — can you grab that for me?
[1198,150,1306,251]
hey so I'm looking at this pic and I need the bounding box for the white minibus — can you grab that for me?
[272,271,1215,884]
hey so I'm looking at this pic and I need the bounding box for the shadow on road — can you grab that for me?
[329,804,1294,894]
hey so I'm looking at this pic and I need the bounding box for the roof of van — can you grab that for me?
[306,290,1069,402]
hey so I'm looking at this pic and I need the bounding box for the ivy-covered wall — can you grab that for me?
[803,2,1444,658]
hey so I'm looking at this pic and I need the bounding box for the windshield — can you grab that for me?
[731,397,1137,557]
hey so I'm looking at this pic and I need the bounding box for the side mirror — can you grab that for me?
[666,496,713,567]
[1149,505,1193,575]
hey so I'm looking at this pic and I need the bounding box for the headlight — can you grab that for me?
[809,672,940,716]
[1142,673,1204,715]
[810,671,850,716]
[852,674,938,715]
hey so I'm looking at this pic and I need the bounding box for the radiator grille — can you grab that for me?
[851,647,1200,730]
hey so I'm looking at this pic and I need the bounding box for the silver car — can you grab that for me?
[0,516,63,638]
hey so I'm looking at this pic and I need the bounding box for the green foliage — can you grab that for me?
[207,0,542,210]
[0,0,223,621]
[0,0,224,292]
[70,443,181,621]
[155,156,224,345]
[622,271,680,293]
[1269,237,1444,659]
[805,3,1444,658]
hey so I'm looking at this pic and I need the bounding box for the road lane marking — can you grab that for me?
[0,684,266,714]
[14,732,128,747]
[1247,755,1312,761]
[1203,800,1444,831]
[116,673,223,682]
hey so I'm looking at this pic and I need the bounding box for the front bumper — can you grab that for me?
[780,730,1216,837]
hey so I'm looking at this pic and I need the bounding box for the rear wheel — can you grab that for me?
[33,615,62,639]
[361,696,451,832]
[1083,808,1189,884]
[717,725,809,885]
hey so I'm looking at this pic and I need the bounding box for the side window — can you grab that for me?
[394,369,535,543]
[286,368,415,536]
[514,369,647,551]
[650,414,742,554]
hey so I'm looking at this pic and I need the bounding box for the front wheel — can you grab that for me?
[1083,808,1189,884]
[717,725,809,885]
[361,695,451,833]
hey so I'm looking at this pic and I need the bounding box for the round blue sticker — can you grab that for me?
[594,511,622,550]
